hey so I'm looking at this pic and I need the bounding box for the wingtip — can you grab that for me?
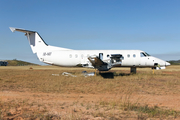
[9,27,16,32]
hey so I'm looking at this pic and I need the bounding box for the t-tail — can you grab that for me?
[10,27,49,54]
[9,27,71,62]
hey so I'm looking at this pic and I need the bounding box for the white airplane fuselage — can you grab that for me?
[10,27,170,73]
[40,50,168,68]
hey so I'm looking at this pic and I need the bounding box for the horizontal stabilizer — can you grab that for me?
[9,27,16,32]
[9,27,35,33]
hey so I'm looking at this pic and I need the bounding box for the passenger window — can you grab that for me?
[133,54,136,58]
[127,54,130,58]
[69,54,72,58]
[107,54,109,57]
[75,54,78,58]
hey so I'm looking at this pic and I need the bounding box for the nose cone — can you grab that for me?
[153,56,171,67]
[165,61,171,66]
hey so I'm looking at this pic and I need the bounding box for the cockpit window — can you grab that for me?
[140,52,151,57]
[140,52,146,57]
[145,52,151,56]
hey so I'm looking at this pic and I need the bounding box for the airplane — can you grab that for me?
[9,27,170,74]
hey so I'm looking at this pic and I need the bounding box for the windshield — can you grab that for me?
[145,52,151,56]
[140,52,151,57]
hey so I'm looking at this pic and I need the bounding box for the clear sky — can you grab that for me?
[0,0,180,65]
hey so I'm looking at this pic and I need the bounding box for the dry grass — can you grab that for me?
[0,65,180,119]
[0,66,180,95]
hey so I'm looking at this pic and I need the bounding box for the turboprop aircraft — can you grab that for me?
[10,27,170,73]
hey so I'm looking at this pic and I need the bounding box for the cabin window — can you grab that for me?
[69,54,72,58]
[127,54,130,58]
[107,54,109,57]
[75,54,78,58]
[81,54,84,58]
[133,54,136,58]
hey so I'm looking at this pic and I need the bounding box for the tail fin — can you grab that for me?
[10,27,48,54]
[10,27,71,63]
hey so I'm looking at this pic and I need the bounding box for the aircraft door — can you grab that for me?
[110,54,123,67]
[99,53,103,60]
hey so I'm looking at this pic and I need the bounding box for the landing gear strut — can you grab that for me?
[130,67,136,74]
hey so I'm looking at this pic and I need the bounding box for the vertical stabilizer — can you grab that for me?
[10,27,48,53]
[26,32,48,53]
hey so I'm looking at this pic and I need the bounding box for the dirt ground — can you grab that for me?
[0,66,180,119]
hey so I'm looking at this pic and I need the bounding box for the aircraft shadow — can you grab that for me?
[99,72,130,79]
